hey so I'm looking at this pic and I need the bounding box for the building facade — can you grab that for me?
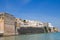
[0,12,58,36]
[0,12,16,36]
[16,19,44,27]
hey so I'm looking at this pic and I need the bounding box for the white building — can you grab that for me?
[16,18,54,28]
[16,19,44,27]
[48,23,53,27]
[25,20,44,27]
[43,22,54,27]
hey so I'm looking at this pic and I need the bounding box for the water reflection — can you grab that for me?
[0,36,16,40]
[17,33,54,40]
[0,33,60,40]
[42,33,54,40]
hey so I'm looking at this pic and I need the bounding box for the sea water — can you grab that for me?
[0,32,60,40]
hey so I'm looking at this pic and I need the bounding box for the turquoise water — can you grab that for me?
[0,32,60,40]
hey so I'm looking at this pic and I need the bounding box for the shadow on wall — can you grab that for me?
[17,27,45,34]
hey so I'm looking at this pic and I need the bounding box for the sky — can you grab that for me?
[0,0,60,28]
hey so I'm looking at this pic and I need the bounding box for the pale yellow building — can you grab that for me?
[0,12,16,36]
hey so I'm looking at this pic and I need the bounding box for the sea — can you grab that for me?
[0,32,60,40]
